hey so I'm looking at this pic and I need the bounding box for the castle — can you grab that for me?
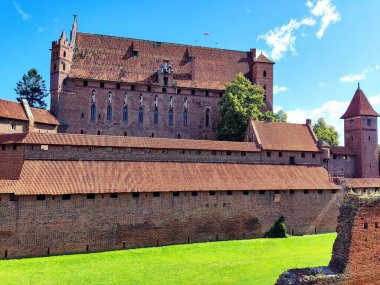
[0,17,379,259]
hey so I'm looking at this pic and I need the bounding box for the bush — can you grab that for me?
[265,216,288,238]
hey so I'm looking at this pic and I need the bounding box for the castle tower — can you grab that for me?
[251,50,274,111]
[50,16,77,117]
[341,84,380,178]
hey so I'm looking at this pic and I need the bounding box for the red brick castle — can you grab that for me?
[0,17,379,259]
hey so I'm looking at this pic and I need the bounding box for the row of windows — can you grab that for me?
[349,118,372,127]
[84,82,224,97]
[266,151,317,159]
[10,189,336,202]
[90,105,211,127]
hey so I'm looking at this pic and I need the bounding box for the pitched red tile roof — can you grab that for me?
[0,99,59,125]
[0,162,338,195]
[330,146,356,156]
[251,120,319,152]
[254,54,274,64]
[69,33,256,90]
[345,178,380,188]
[0,132,260,152]
[340,88,380,119]
[0,99,27,121]
[30,107,60,125]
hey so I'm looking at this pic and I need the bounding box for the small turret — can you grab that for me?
[252,52,274,112]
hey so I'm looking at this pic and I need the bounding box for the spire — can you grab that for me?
[59,31,67,44]
[70,14,78,49]
[340,86,380,119]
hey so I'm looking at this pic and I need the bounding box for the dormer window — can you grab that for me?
[133,50,139,59]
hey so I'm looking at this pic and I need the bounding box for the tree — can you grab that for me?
[313,118,339,146]
[15,68,48,109]
[265,216,289,238]
[218,73,287,141]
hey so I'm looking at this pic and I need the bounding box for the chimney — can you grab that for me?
[250,48,257,60]
[21,99,34,132]
[191,56,196,81]
[306,119,312,125]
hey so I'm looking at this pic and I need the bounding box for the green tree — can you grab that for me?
[15,68,48,109]
[313,118,339,146]
[265,216,288,238]
[218,73,288,141]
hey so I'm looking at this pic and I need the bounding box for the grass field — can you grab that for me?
[0,233,336,285]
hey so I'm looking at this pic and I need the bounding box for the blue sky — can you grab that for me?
[0,0,379,143]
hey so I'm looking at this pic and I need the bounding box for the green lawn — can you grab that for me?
[0,233,336,285]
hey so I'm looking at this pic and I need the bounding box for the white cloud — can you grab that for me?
[273,85,289,95]
[13,1,30,20]
[318,81,325,87]
[339,69,369,83]
[37,27,44,32]
[376,64,380,71]
[307,0,341,39]
[258,17,315,60]
[284,93,380,144]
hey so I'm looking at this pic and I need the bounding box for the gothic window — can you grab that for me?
[168,109,174,126]
[183,110,188,127]
[205,108,210,127]
[90,104,96,122]
[62,63,66,71]
[108,92,112,104]
[91,90,96,103]
[138,107,144,125]
[106,105,112,122]
[139,94,143,106]
[154,108,159,126]
[154,95,158,107]
[263,70,267,77]
[63,51,66,58]
[169,96,173,108]
[123,107,128,123]
[10,122,16,131]
[184,97,188,109]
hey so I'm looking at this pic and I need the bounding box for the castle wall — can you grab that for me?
[0,189,342,259]
[327,154,356,178]
[57,79,221,139]
[0,118,28,133]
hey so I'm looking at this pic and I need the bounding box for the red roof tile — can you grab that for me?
[30,107,60,125]
[0,132,260,152]
[69,33,256,90]
[0,161,338,195]
[0,99,59,125]
[0,99,28,121]
[345,178,380,188]
[341,88,379,119]
[251,120,319,152]
[254,54,274,64]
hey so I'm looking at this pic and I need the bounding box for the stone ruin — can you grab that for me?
[276,194,380,285]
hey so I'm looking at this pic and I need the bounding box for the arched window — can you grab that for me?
[123,107,128,123]
[169,96,173,108]
[184,97,188,109]
[63,51,66,58]
[90,104,96,122]
[183,110,188,127]
[177,133,181,139]
[154,95,158,107]
[205,109,210,127]
[124,92,128,106]
[154,107,159,125]
[10,122,16,131]
[91,90,96,103]
[139,94,143,106]
[63,63,66,71]
[168,109,174,126]
[124,131,127,136]
[80,129,84,134]
[263,70,267,77]
[108,92,112,104]
[97,130,101,135]
[106,105,112,122]
[138,107,144,125]
[263,84,267,90]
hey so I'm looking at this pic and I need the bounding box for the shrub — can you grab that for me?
[265,216,288,238]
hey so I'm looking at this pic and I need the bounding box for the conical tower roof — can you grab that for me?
[340,85,379,119]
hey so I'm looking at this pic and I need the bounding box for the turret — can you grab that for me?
[252,50,274,111]
[50,16,77,117]
[341,84,379,178]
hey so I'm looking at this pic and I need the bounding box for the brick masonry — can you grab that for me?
[275,194,380,285]
[0,190,341,259]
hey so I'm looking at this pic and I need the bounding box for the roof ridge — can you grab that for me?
[77,32,250,54]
